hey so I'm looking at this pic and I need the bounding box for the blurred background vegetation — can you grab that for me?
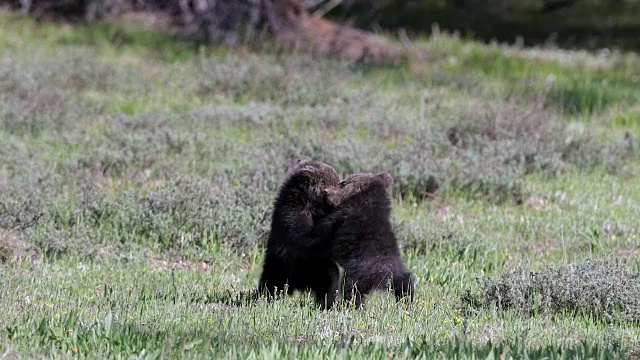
[329,0,640,50]
[2,0,640,52]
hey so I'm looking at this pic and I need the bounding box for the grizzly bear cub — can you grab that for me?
[258,159,341,308]
[320,172,414,309]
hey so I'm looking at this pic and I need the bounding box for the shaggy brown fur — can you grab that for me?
[258,159,341,308]
[319,172,414,309]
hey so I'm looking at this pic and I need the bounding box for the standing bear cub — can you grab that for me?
[258,159,341,308]
[319,172,414,309]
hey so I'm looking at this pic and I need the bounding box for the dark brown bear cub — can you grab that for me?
[258,159,341,308]
[320,172,414,309]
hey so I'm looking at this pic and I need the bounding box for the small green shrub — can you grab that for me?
[463,260,640,323]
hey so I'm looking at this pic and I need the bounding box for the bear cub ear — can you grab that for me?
[377,172,394,189]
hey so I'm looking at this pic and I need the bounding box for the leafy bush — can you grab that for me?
[463,260,640,323]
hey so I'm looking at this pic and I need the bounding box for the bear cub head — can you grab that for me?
[284,159,341,205]
[324,172,393,207]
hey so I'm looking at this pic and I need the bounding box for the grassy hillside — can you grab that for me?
[1,10,639,359]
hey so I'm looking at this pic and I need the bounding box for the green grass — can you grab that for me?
[1,8,640,359]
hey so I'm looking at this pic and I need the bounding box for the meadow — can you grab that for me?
[1,10,639,359]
